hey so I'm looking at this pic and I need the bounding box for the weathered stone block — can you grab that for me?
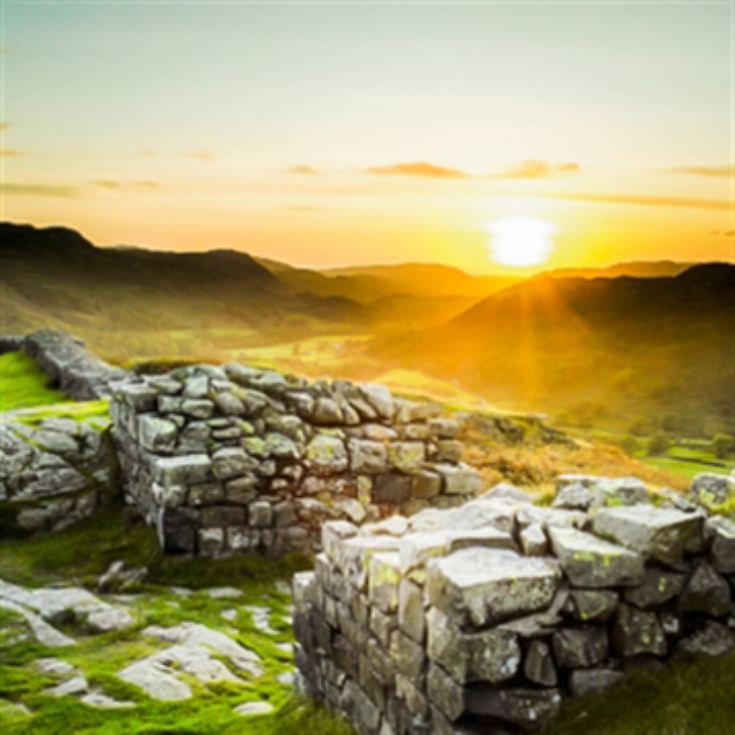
[551,626,608,669]
[349,439,388,474]
[593,504,703,565]
[524,639,557,686]
[548,526,644,588]
[154,455,212,488]
[680,560,732,617]
[373,474,411,504]
[427,548,561,627]
[398,578,425,643]
[612,602,666,658]
[368,552,402,613]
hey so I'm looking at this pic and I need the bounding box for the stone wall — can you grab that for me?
[0,413,119,534]
[292,472,735,734]
[1,329,128,400]
[111,364,482,557]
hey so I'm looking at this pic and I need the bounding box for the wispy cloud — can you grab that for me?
[289,165,321,176]
[182,149,215,163]
[1,182,78,197]
[366,161,469,179]
[0,149,24,157]
[666,165,735,178]
[92,179,161,191]
[492,159,580,179]
[553,191,731,211]
[284,204,318,212]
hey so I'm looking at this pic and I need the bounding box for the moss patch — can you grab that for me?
[0,352,68,412]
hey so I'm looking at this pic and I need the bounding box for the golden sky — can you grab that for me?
[1,2,732,273]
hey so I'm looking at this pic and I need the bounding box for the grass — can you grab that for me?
[0,352,68,412]
[0,507,352,735]
[544,652,735,735]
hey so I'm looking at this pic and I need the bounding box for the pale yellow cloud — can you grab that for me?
[493,159,580,179]
[667,165,735,177]
[1,182,77,197]
[289,165,321,175]
[366,161,469,179]
[553,191,731,211]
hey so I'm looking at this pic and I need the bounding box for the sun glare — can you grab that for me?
[487,216,556,266]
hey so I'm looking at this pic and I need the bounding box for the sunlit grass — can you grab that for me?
[0,352,68,412]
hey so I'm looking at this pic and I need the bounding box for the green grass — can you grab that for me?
[544,652,735,735]
[0,507,352,735]
[0,352,69,412]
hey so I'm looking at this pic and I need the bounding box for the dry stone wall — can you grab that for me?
[111,364,482,557]
[0,414,118,534]
[293,472,735,734]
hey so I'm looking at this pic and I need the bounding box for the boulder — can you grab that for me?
[464,687,562,731]
[566,589,618,622]
[690,473,735,509]
[568,668,624,697]
[523,639,557,687]
[592,504,703,565]
[426,547,561,627]
[611,603,666,658]
[548,527,644,588]
[553,482,593,511]
[551,626,608,669]
[676,621,735,658]
[622,567,684,609]
[706,515,735,573]
[680,561,732,618]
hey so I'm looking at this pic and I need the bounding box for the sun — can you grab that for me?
[486,216,557,266]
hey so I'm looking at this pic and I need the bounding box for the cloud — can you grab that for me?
[366,161,469,179]
[0,149,24,157]
[284,204,318,212]
[92,179,161,191]
[289,165,321,176]
[552,191,731,211]
[493,159,580,179]
[182,149,215,163]
[1,182,78,197]
[666,165,735,177]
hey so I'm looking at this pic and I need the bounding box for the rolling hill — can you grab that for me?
[0,222,366,358]
[372,264,735,433]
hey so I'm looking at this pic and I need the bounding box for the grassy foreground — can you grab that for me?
[0,508,353,735]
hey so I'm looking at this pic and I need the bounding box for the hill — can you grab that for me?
[0,222,366,358]
[372,265,735,434]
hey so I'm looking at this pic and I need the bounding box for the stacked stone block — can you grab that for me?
[111,364,482,557]
[293,472,735,734]
[0,414,118,533]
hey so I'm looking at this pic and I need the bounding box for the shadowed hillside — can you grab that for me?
[0,222,367,356]
[373,265,735,434]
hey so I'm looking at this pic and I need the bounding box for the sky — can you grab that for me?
[0,0,733,273]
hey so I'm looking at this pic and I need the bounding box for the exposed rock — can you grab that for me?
[464,686,562,731]
[612,603,666,658]
[426,547,560,627]
[551,626,608,669]
[675,621,735,658]
[690,473,735,509]
[553,482,593,511]
[680,561,732,617]
[706,515,735,573]
[622,567,684,609]
[234,701,275,716]
[592,504,703,565]
[548,526,644,588]
[568,668,624,697]
[523,639,557,686]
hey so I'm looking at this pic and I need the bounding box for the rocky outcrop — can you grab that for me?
[3,329,128,400]
[292,473,735,734]
[0,413,119,534]
[111,364,482,557]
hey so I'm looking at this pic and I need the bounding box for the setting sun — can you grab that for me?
[487,217,557,266]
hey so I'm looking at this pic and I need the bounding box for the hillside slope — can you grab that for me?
[0,223,366,355]
[373,265,735,432]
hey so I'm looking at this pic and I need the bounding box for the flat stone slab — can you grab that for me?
[548,527,644,588]
[234,701,275,716]
[0,600,76,648]
[0,579,134,633]
[142,622,263,676]
[426,548,561,627]
[592,504,703,564]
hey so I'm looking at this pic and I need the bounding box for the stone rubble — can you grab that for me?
[293,472,735,734]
